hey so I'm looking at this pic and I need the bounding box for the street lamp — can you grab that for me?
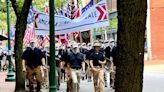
[4,0,15,81]
[49,0,56,92]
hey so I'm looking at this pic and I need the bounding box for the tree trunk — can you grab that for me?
[115,0,147,92]
[14,17,26,92]
[10,0,32,91]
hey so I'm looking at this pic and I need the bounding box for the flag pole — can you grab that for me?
[79,31,82,43]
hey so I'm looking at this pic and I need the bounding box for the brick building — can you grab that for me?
[147,0,164,60]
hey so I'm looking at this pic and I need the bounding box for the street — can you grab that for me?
[143,71,164,92]
[0,68,164,92]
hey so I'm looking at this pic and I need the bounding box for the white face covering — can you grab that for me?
[72,47,78,54]
[67,48,71,53]
[104,42,109,48]
[61,46,65,50]
[110,42,115,48]
[55,50,59,56]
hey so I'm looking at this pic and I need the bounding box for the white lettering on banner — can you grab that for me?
[35,0,109,35]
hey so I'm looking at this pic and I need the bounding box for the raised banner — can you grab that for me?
[35,0,109,35]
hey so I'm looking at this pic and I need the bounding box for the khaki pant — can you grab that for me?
[26,66,42,92]
[110,66,116,88]
[70,69,81,92]
[41,66,49,89]
[56,67,61,89]
[92,67,104,92]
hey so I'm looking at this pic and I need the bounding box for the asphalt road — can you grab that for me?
[56,70,164,92]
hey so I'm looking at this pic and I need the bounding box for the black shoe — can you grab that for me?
[105,81,108,87]
[82,77,85,80]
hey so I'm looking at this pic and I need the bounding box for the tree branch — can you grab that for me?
[18,0,32,34]
[21,0,32,17]
[10,0,19,16]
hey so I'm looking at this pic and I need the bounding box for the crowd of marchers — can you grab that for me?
[1,38,117,92]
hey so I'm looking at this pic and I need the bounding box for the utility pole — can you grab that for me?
[5,0,15,82]
[49,0,56,91]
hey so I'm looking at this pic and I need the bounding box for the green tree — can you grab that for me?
[115,0,147,92]
[10,0,33,91]
[0,1,16,33]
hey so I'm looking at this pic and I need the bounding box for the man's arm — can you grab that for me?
[82,61,85,73]
[41,58,46,66]
[90,60,97,71]
[22,59,26,72]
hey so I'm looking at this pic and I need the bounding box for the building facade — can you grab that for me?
[148,0,164,60]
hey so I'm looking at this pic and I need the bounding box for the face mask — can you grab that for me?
[61,46,65,49]
[73,48,78,54]
[110,42,115,48]
[67,48,70,53]
[55,50,59,55]
[30,42,35,48]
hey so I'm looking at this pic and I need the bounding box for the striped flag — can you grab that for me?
[70,0,76,19]
[60,7,68,17]
[73,32,79,39]
[67,3,72,18]
[43,35,50,43]
[75,0,80,18]
[23,24,35,45]
[24,5,35,46]
[36,35,43,48]
[55,34,68,45]
[27,6,34,24]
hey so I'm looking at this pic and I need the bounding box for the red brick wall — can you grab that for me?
[150,0,164,60]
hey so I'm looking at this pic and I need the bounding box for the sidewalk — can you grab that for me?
[0,71,15,92]
[144,60,164,72]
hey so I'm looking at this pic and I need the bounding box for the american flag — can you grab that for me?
[75,0,80,18]
[27,6,34,24]
[67,3,72,18]
[70,0,77,19]
[60,7,68,17]
[23,24,35,45]
[73,32,79,39]
[70,0,80,39]
[55,34,69,45]
[24,5,35,46]
[36,35,43,48]
[43,35,50,43]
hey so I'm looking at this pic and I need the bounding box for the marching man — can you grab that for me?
[89,40,106,92]
[67,42,85,92]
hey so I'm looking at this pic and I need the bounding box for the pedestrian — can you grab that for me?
[104,40,113,87]
[22,39,46,92]
[64,44,73,92]
[67,42,85,92]
[55,45,62,90]
[109,39,117,89]
[86,43,93,82]
[89,40,106,92]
